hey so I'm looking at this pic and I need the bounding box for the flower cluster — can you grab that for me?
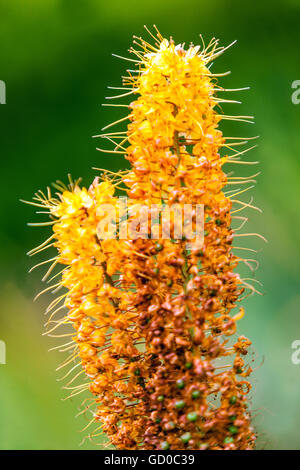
[27,28,261,450]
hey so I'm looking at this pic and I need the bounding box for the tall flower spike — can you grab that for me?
[27,27,262,450]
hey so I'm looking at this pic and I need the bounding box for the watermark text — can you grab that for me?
[0,340,6,364]
[0,80,6,104]
[96,198,204,249]
[291,80,300,104]
[291,340,300,365]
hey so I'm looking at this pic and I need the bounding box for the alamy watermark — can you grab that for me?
[291,80,300,104]
[0,80,6,104]
[291,340,300,365]
[96,198,204,249]
[0,340,6,364]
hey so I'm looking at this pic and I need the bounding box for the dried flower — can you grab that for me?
[26,26,264,450]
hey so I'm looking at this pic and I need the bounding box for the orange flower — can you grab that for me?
[26,27,263,450]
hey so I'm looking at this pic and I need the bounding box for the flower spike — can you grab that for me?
[26,27,262,450]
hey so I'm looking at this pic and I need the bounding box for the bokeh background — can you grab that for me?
[0,0,299,450]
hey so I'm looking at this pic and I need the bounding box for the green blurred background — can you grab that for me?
[0,0,299,450]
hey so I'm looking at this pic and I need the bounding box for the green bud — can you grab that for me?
[191,389,201,399]
[228,425,238,435]
[187,411,198,422]
[180,432,191,443]
[176,378,185,389]
[161,441,170,450]
[224,437,234,444]
[174,399,185,410]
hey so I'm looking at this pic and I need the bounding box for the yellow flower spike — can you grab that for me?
[26,26,262,450]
